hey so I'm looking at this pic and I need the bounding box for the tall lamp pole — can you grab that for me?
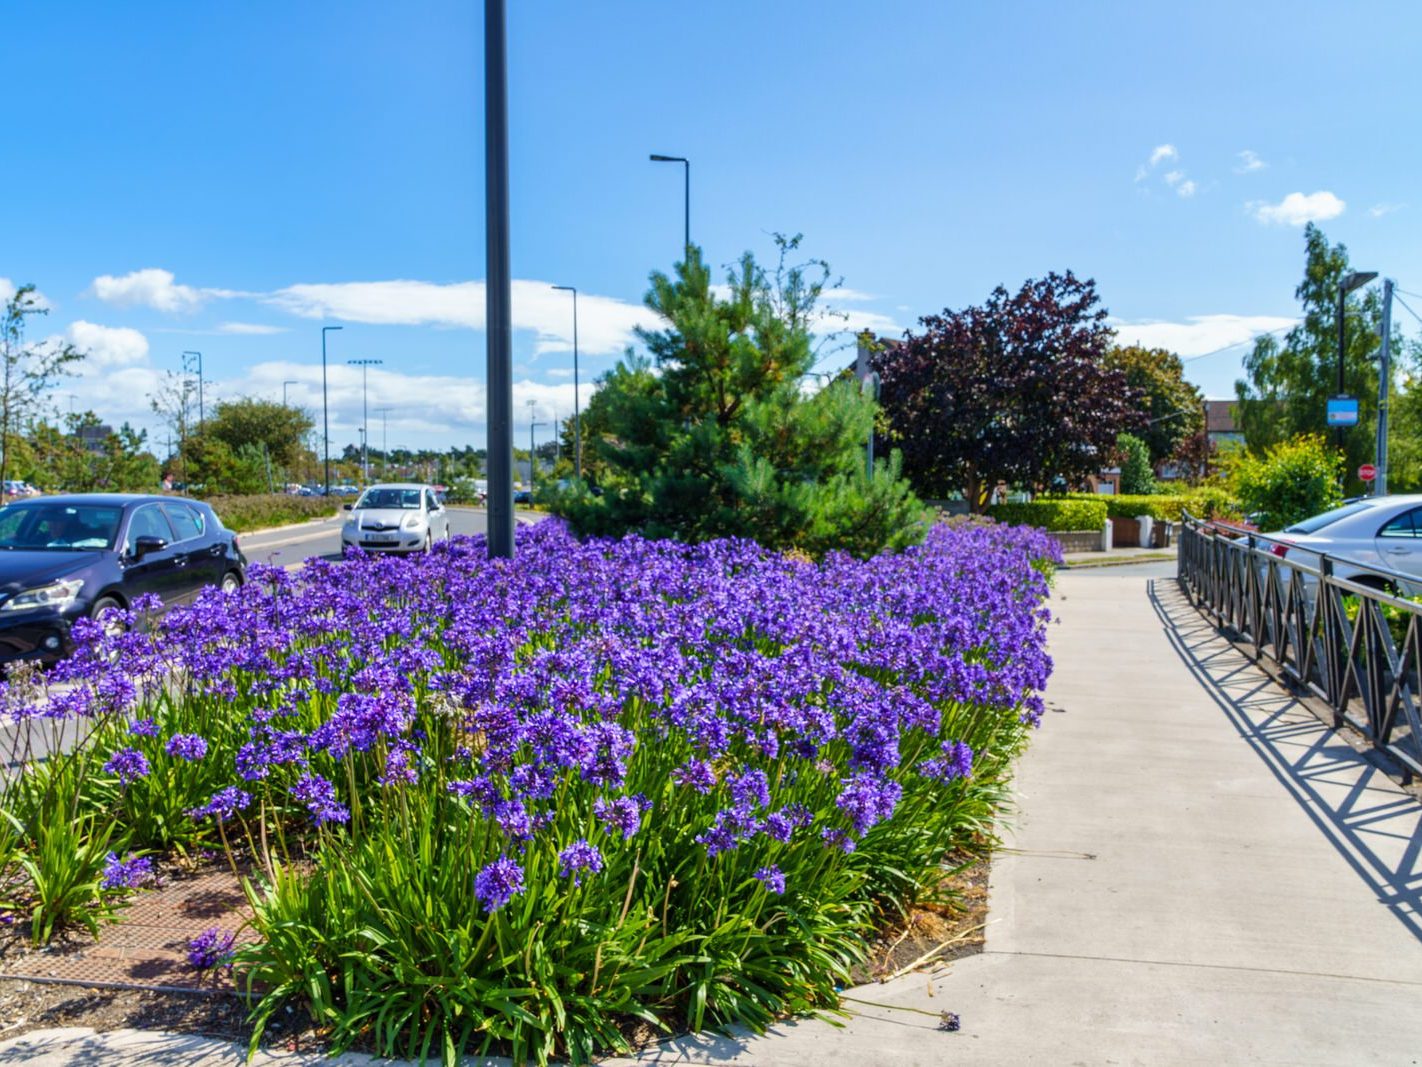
[1336,270,1377,456]
[530,414,546,497]
[551,285,581,478]
[1377,278,1395,495]
[649,154,690,258]
[182,351,204,429]
[374,406,393,478]
[321,326,343,496]
[348,359,383,482]
[486,0,515,558]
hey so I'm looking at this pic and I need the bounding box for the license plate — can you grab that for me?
[365,534,398,544]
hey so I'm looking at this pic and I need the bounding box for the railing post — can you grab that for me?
[1320,555,1345,729]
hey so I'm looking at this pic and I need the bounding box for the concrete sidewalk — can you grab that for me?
[4,571,1420,1065]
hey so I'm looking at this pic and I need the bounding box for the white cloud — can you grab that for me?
[1109,313,1297,357]
[90,268,241,312]
[1369,202,1404,218]
[217,321,287,335]
[1175,179,1197,198]
[265,278,659,358]
[1149,144,1178,166]
[1251,191,1346,226]
[1164,170,1184,187]
[63,321,150,368]
[1235,150,1267,173]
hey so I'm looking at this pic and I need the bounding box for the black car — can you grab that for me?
[0,494,246,664]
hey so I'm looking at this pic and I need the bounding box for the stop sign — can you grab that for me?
[1359,463,1377,482]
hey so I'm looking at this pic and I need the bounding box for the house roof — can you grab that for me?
[1205,399,1238,434]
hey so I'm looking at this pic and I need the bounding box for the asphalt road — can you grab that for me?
[1062,559,1179,580]
[236,505,502,568]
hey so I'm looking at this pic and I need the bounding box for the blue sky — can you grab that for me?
[3,0,1420,453]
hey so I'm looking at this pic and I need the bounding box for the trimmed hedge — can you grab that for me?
[989,498,1107,532]
[1055,489,1240,523]
[200,494,339,533]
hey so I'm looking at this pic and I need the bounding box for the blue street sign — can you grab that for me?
[1326,395,1359,427]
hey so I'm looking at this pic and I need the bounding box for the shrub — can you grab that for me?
[5,520,1059,1063]
[989,498,1107,532]
[200,494,338,534]
[1116,433,1155,495]
[1229,434,1343,530]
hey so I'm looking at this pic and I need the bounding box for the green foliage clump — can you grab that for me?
[1229,433,1343,530]
[550,238,927,558]
[1103,345,1205,464]
[201,493,337,533]
[1116,433,1155,495]
[989,497,1107,532]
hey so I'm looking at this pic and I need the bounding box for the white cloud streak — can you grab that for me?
[90,268,244,312]
[1235,150,1267,173]
[1110,313,1298,357]
[217,321,288,335]
[63,321,150,367]
[1251,191,1345,226]
[1149,144,1178,166]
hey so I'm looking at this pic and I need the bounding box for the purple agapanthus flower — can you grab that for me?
[128,717,159,737]
[594,795,646,839]
[187,786,252,822]
[290,773,350,826]
[754,865,786,894]
[101,852,154,890]
[103,748,150,786]
[474,855,525,913]
[556,839,605,886]
[920,740,974,782]
[187,927,237,970]
[165,733,208,761]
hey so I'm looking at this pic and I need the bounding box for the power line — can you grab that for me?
[1392,291,1422,330]
[1180,322,1296,362]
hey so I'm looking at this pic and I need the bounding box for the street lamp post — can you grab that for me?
[551,285,581,478]
[348,359,383,483]
[530,416,546,497]
[485,0,514,558]
[182,351,204,429]
[861,371,880,478]
[1336,271,1377,455]
[321,326,343,496]
[282,380,299,407]
[374,406,393,479]
[649,154,690,257]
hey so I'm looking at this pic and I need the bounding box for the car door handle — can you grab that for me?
[1385,546,1410,554]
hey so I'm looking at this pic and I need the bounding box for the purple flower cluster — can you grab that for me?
[474,855,525,912]
[187,927,237,970]
[103,748,150,786]
[101,852,154,890]
[8,517,1057,913]
[165,733,209,761]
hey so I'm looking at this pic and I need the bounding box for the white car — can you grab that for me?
[1267,495,1422,590]
[341,483,451,554]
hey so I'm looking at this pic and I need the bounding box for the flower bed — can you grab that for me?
[1,520,1057,1065]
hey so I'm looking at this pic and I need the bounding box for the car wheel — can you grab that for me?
[90,596,126,638]
[221,571,242,594]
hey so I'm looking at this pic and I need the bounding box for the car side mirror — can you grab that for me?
[343,503,353,511]
[133,535,168,558]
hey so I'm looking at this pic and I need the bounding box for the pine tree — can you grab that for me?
[551,237,925,557]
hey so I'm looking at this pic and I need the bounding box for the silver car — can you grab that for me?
[341,483,451,554]
[1267,495,1422,591]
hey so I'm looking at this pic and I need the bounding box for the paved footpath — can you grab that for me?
[4,568,1420,1065]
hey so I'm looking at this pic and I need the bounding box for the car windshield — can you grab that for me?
[356,488,421,510]
[1284,501,1376,534]
[0,502,123,550]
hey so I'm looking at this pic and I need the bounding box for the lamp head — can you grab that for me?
[649,154,686,163]
[1341,271,1378,295]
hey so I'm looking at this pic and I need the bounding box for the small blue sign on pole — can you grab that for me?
[1327,395,1359,427]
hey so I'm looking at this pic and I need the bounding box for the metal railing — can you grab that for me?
[1178,512,1422,781]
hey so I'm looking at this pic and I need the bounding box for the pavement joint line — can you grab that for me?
[981,948,1422,987]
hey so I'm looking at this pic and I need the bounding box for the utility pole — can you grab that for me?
[485,0,515,557]
[530,414,546,497]
[1377,278,1394,496]
[321,326,343,496]
[375,406,393,479]
[182,351,204,429]
[348,359,382,482]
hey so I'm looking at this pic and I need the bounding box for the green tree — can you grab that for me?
[551,238,926,557]
[1235,224,1400,494]
[1229,433,1343,530]
[1116,432,1155,494]
[24,413,161,491]
[0,284,84,488]
[1103,344,1204,464]
[204,396,314,473]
